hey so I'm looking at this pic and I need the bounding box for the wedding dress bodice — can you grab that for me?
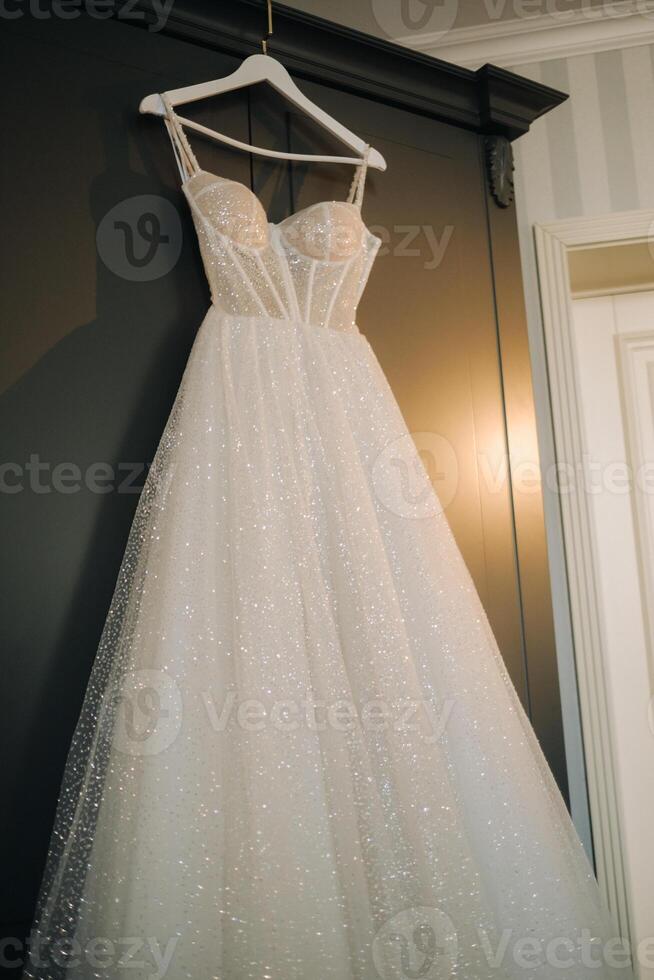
[164,100,381,332]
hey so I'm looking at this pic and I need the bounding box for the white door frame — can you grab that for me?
[534,208,654,945]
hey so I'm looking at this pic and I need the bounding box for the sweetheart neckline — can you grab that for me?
[182,168,382,252]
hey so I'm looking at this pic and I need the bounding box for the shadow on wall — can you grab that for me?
[0,72,314,970]
[0,144,208,964]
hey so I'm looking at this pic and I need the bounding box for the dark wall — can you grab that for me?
[0,4,567,967]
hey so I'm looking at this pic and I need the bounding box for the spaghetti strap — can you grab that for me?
[346,144,371,209]
[161,94,201,184]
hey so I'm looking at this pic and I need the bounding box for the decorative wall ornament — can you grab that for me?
[485,134,515,208]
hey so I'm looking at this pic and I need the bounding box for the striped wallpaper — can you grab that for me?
[511,45,654,220]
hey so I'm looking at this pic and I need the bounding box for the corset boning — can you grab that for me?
[183,174,380,333]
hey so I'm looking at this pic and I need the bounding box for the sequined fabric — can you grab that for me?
[183,174,380,332]
[23,110,633,980]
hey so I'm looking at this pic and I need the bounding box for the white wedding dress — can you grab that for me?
[25,100,633,980]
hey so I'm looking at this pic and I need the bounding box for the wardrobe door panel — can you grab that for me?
[0,14,254,950]
[249,79,565,795]
[263,88,526,692]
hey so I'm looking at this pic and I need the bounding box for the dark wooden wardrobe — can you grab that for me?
[0,0,567,964]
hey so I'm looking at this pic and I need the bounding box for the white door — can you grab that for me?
[572,290,654,977]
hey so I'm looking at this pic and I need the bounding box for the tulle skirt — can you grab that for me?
[25,309,630,979]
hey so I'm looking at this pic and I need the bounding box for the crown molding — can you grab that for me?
[121,0,567,141]
[395,0,654,69]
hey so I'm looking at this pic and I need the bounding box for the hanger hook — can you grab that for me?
[262,0,273,54]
